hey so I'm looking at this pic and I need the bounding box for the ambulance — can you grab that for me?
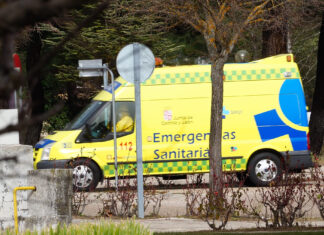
[34,54,313,191]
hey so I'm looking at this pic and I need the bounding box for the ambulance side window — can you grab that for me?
[84,102,112,140]
[77,101,135,143]
[114,102,135,133]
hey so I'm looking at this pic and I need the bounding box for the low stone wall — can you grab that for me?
[0,145,72,232]
[0,144,33,230]
[25,169,73,231]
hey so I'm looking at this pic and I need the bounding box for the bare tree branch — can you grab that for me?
[0,0,94,34]
[0,0,112,97]
[28,0,112,92]
[0,33,16,105]
[0,102,64,135]
[0,0,112,132]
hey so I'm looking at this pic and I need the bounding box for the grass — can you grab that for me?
[1,219,152,235]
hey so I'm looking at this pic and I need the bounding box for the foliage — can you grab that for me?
[309,160,324,220]
[198,175,246,230]
[35,0,205,131]
[184,175,207,216]
[292,19,321,107]
[98,178,138,217]
[244,170,312,228]
[72,191,89,216]
[143,177,167,216]
[1,219,151,235]
[184,173,246,230]
[98,175,166,217]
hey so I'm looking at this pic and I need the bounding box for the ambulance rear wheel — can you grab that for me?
[71,159,100,191]
[247,152,282,186]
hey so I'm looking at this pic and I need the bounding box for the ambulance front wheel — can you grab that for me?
[71,159,100,191]
[247,152,282,186]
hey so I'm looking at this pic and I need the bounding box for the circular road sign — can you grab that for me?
[116,43,155,84]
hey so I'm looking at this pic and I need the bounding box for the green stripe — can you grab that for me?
[142,67,299,85]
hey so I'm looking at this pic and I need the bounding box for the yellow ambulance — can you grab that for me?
[34,54,313,190]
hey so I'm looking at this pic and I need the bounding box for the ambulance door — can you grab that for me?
[76,101,136,171]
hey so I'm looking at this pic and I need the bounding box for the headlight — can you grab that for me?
[41,142,55,160]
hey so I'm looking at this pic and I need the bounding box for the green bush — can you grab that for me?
[1,219,152,235]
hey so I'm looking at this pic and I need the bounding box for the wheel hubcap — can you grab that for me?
[255,159,278,182]
[73,165,93,188]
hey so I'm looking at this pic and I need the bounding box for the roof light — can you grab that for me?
[287,55,292,62]
[155,57,163,67]
[234,50,251,63]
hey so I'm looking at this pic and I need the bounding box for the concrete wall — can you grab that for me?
[25,169,73,232]
[0,145,73,232]
[0,144,33,230]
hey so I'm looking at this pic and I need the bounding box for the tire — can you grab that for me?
[70,158,101,191]
[247,152,282,186]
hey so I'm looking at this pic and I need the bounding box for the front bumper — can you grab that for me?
[37,160,70,169]
[281,150,314,170]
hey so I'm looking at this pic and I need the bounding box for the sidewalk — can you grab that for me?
[73,171,324,233]
[78,187,322,219]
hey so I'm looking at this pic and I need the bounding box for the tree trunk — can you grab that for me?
[21,29,44,145]
[67,81,78,115]
[0,33,15,109]
[261,0,288,57]
[309,12,324,155]
[66,81,89,116]
[209,56,226,196]
[262,26,288,57]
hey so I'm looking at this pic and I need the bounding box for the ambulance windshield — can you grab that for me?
[64,101,106,130]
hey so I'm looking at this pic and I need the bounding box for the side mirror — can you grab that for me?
[83,123,93,140]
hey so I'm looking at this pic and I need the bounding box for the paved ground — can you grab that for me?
[79,187,322,218]
[78,174,322,219]
[72,171,324,233]
[72,217,324,233]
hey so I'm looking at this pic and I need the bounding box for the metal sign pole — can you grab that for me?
[107,66,119,190]
[134,43,145,218]
[116,42,155,219]
[103,64,108,90]
[78,60,119,190]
